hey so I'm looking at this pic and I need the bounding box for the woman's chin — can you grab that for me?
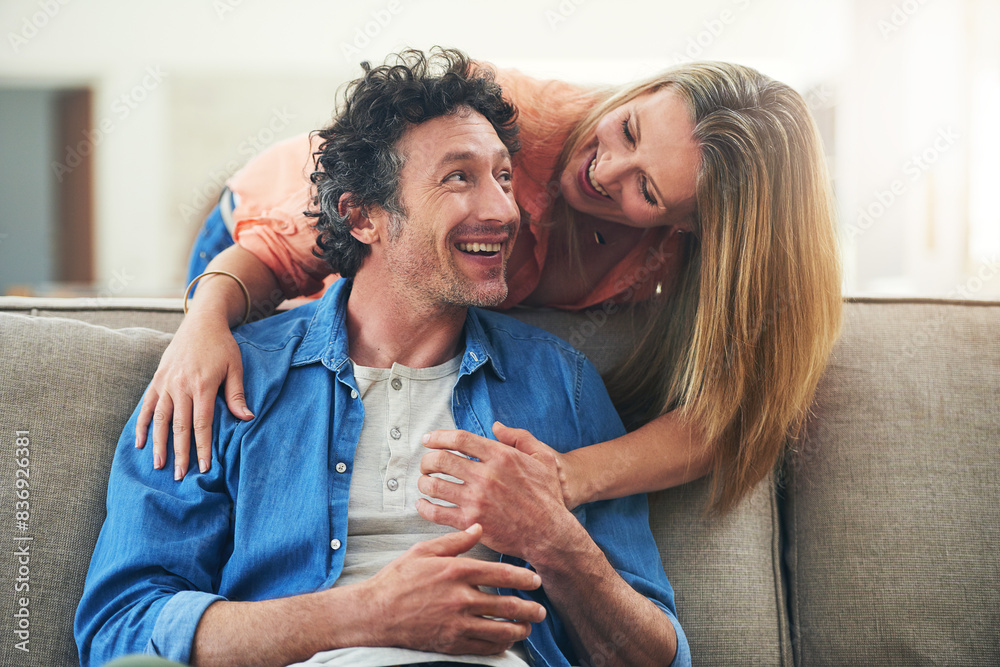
[559,172,599,217]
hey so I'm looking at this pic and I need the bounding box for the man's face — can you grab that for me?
[378,108,520,309]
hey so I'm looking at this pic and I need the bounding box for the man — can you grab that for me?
[76,49,690,667]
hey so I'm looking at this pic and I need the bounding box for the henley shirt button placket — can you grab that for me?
[390,427,401,440]
[391,377,402,390]
[330,539,341,550]
[335,462,347,473]
[387,478,399,492]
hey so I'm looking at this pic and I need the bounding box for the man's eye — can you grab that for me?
[445,172,467,182]
[621,117,636,146]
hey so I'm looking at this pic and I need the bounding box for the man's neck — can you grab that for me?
[345,274,467,369]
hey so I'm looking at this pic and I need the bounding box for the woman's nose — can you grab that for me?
[595,150,629,196]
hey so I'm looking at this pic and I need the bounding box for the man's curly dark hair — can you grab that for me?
[307,48,521,278]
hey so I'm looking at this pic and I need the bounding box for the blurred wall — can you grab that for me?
[0,0,850,295]
[0,0,996,299]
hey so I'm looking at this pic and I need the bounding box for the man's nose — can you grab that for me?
[478,178,519,224]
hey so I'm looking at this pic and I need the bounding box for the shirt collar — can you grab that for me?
[290,278,353,372]
[290,278,506,382]
[460,307,506,382]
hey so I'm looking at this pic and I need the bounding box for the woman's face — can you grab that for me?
[559,86,701,230]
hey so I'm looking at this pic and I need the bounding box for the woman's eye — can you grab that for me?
[621,117,636,145]
[641,177,657,206]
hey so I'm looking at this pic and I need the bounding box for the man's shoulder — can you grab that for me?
[468,308,626,448]
[470,307,585,367]
[231,300,322,354]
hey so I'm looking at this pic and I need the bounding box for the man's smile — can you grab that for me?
[456,242,502,254]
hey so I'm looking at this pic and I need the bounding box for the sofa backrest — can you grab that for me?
[782,299,1000,665]
[0,297,791,666]
[1,305,174,667]
[2,296,997,666]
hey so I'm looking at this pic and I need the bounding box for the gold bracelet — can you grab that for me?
[183,270,253,326]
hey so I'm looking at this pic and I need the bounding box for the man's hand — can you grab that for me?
[360,523,546,655]
[192,525,545,666]
[417,422,577,563]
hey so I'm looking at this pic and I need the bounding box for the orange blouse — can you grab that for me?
[227,66,680,310]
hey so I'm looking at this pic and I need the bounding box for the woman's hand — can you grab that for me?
[134,309,253,480]
[418,423,578,562]
[488,422,582,511]
[493,422,581,511]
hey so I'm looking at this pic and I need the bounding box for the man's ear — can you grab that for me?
[339,192,380,245]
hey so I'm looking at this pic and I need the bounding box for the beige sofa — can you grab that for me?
[0,296,997,666]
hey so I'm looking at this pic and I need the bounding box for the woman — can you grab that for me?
[141,50,841,514]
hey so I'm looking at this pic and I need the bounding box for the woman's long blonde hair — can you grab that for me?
[568,62,842,514]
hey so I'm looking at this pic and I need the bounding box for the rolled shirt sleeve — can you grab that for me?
[146,590,226,660]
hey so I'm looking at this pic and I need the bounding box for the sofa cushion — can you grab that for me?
[648,475,792,666]
[783,299,1000,665]
[0,312,172,667]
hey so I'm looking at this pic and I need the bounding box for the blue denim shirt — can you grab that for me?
[75,279,691,667]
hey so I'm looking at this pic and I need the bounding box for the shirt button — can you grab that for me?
[390,427,401,440]
[350,389,358,399]
[391,377,402,390]
[330,539,341,550]
[387,478,399,491]
[335,462,347,473]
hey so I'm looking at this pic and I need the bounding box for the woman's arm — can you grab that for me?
[562,410,713,507]
[491,409,713,509]
[134,245,282,479]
